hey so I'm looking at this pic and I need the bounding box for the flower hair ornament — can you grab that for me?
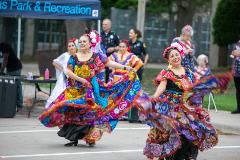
[181,25,193,36]
[120,39,131,52]
[162,46,183,60]
[84,30,101,48]
[83,30,104,54]
[67,38,78,48]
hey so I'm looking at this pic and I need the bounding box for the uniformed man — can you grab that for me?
[101,19,120,82]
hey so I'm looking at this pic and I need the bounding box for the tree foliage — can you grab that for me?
[101,0,137,18]
[213,0,240,46]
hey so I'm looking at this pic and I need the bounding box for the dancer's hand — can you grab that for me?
[125,66,135,72]
[82,79,91,88]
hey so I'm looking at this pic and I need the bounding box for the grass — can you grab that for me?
[203,94,236,112]
[141,68,237,112]
[33,67,237,112]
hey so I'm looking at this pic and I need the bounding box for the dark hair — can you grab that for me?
[80,34,91,42]
[85,27,91,34]
[165,48,175,59]
[119,40,129,47]
[130,28,142,39]
[163,46,182,60]
[0,42,14,55]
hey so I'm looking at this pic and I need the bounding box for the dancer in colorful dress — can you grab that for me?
[108,40,143,120]
[171,25,195,70]
[128,28,149,122]
[137,46,231,160]
[194,54,211,79]
[45,38,77,108]
[231,40,240,114]
[108,40,143,82]
[39,32,142,147]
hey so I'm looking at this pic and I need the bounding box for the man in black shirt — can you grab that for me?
[0,42,23,111]
[101,19,120,82]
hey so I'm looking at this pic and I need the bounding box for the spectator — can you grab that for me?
[231,40,240,114]
[171,25,195,70]
[194,54,211,79]
[0,42,23,111]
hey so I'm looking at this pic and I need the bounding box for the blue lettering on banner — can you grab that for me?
[43,2,92,15]
[34,1,41,12]
[10,0,32,11]
[0,1,8,10]
[0,0,100,19]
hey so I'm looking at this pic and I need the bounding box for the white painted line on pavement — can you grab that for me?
[215,146,240,149]
[0,149,143,159]
[1,146,240,159]
[0,127,149,134]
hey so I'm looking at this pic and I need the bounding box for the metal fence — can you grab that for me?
[111,7,211,63]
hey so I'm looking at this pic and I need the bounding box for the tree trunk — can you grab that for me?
[218,46,228,67]
[65,20,87,41]
[168,10,175,43]
[176,0,195,35]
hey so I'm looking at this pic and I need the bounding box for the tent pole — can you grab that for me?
[17,16,21,59]
[98,20,101,33]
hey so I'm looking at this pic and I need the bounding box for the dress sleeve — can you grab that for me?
[53,53,66,67]
[154,69,168,85]
[114,34,120,46]
[98,51,109,64]
[131,54,143,70]
[67,55,75,71]
[141,42,148,56]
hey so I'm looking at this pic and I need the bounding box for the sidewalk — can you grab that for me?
[20,63,240,134]
[209,110,240,134]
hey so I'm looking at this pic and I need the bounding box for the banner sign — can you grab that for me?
[0,0,101,19]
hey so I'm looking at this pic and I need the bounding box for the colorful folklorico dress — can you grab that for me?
[45,52,70,108]
[39,52,142,143]
[137,68,231,159]
[108,51,143,82]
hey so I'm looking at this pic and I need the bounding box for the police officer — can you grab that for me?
[129,28,149,81]
[101,19,120,82]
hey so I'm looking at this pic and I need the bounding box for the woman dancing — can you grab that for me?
[137,46,231,160]
[39,32,142,147]
[108,40,143,82]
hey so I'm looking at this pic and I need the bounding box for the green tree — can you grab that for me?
[100,0,210,37]
[213,0,240,67]
[101,0,137,19]
[146,0,210,35]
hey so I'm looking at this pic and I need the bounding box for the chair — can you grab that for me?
[208,92,217,112]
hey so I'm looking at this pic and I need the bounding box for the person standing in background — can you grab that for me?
[171,25,195,71]
[0,42,23,111]
[129,28,149,82]
[101,19,120,82]
[231,40,240,114]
